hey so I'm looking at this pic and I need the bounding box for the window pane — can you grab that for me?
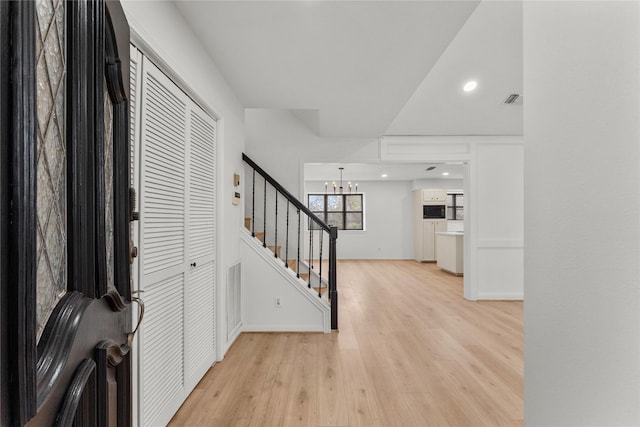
[346,194,362,211]
[327,195,343,212]
[308,194,324,211]
[346,213,363,230]
[327,212,344,229]
[456,195,464,207]
[447,207,454,220]
[309,219,323,230]
[455,207,464,220]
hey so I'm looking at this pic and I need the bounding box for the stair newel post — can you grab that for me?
[251,169,256,237]
[308,223,313,288]
[318,229,323,298]
[329,226,338,330]
[274,188,278,258]
[263,177,267,248]
[285,201,290,268]
[297,208,301,278]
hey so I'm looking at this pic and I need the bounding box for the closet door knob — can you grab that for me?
[191,262,197,267]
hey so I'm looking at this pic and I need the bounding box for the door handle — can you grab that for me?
[191,262,197,267]
[130,241,138,263]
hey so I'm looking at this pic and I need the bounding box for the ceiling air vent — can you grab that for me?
[504,93,520,104]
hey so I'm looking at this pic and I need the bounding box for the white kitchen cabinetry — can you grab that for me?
[422,189,447,204]
[414,190,448,261]
[418,219,447,261]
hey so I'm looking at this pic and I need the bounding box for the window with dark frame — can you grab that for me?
[308,193,364,230]
[447,193,464,220]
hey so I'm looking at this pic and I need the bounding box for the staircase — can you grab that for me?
[242,153,338,330]
[244,219,329,296]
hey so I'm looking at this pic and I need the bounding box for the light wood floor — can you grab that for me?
[169,260,523,426]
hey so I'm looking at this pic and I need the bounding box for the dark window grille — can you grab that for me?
[447,193,464,220]
[308,193,364,230]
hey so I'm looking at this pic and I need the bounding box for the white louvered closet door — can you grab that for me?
[184,106,217,392]
[138,58,189,427]
[135,53,218,427]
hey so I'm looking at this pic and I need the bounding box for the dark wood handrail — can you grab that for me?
[243,152,338,330]
[243,153,334,235]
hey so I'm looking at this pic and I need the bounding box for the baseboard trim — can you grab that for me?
[243,324,326,333]
[477,292,523,301]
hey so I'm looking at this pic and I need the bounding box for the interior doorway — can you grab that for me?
[302,161,471,296]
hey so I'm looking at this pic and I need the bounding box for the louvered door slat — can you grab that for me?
[138,58,189,427]
[141,63,186,277]
[135,51,217,426]
[140,273,184,426]
[185,105,216,390]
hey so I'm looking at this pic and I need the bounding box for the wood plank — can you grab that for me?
[168,260,523,426]
[316,334,349,426]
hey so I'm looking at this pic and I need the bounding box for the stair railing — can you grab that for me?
[243,153,338,330]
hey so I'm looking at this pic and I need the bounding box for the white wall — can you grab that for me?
[305,180,414,259]
[411,179,463,190]
[473,143,523,299]
[121,1,246,358]
[245,109,379,198]
[524,2,640,425]
[240,233,329,332]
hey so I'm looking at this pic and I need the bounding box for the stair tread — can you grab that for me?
[286,259,297,271]
[267,245,281,257]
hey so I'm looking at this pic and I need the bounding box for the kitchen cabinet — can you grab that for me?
[422,189,447,204]
[413,189,448,261]
[415,219,447,262]
[436,232,464,275]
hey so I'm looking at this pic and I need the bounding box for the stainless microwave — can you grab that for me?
[423,205,446,219]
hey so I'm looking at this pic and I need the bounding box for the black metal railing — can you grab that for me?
[242,153,338,330]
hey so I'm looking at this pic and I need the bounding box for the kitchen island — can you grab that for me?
[435,232,464,276]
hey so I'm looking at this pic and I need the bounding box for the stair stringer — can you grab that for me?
[240,230,330,333]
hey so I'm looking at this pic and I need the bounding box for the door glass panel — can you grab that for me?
[35,0,66,341]
[104,81,115,290]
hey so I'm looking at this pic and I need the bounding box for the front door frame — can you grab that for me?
[0,1,133,425]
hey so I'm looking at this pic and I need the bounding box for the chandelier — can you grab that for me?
[324,167,358,194]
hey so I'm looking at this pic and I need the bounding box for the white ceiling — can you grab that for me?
[173,0,523,182]
[174,0,490,137]
[173,0,522,138]
[385,0,523,135]
[304,162,466,182]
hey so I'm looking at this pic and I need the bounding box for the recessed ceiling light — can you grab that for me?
[463,81,477,92]
[442,172,449,176]
[381,174,388,178]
